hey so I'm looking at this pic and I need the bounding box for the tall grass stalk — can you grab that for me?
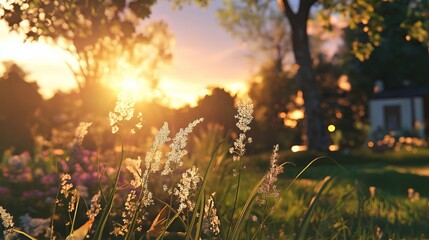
[11,229,37,240]
[92,143,125,240]
[69,192,81,235]
[49,181,62,240]
[153,201,186,240]
[250,161,293,240]
[184,142,222,240]
[226,160,242,239]
[230,177,264,240]
[295,176,333,240]
[124,155,155,240]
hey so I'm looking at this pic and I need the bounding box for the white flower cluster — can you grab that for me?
[86,191,102,220]
[0,206,15,238]
[118,119,203,233]
[145,122,170,174]
[230,98,254,162]
[124,157,143,188]
[235,98,253,133]
[162,118,203,176]
[0,206,14,229]
[257,144,283,205]
[68,189,78,213]
[113,190,137,236]
[139,123,171,207]
[109,89,142,134]
[173,166,201,212]
[118,123,171,235]
[72,122,92,146]
[60,174,73,198]
[203,193,220,236]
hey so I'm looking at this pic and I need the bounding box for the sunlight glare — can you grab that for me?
[289,109,304,120]
[329,145,339,151]
[291,145,307,152]
[122,79,139,92]
[119,79,141,102]
[338,75,351,91]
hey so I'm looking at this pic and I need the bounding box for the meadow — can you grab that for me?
[1,91,428,240]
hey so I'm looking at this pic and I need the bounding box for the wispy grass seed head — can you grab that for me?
[235,98,253,133]
[109,89,143,134]
[203,193,220,236]
[174,166,201,212]
[86,191,102,220]
[60,174,73,198]
[162,118,203,175]
[146,122,170,174]
[0,206,14,229]
[73,122,92,146]
[109,89,136,134]
[68,189,78,213]
[125,157,143,188]
[257,144,283,205]
[113,190,137,236]
[0,206,16,239]
[230,98,254,162]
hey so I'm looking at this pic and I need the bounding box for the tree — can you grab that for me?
[0,63,43,154]
[219,0,429,151]
[0,0,175,114]
[343,0,429,93]
[218,0,291,73]
[1,1,145,83]
[248,60,303,150]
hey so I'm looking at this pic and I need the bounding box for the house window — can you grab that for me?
[384,105,401,131]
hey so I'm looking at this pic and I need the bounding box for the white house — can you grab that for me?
[369,85,429,139]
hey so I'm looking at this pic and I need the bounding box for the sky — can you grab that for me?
[0,0,252,108]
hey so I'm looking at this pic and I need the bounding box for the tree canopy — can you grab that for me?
[0,63,43,154]
[219,0,429,151]
[0,0,175,93]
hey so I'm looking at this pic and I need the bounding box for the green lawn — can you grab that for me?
[228,148,429,239]
[249,148,429,197]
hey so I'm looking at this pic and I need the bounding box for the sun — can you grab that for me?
[122,79,139,91]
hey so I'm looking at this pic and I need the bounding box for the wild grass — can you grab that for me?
[0,90,428,239]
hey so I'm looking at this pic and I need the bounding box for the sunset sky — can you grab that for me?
[0,0,252,108]
[0,1,342,108]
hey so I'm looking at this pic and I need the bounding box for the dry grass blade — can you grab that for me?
[66,219,94,240]
[146,206,169,239]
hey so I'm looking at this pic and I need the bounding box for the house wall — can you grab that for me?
[369,97,425,138]
[414,97,425,137]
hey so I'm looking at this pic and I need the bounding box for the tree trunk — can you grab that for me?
[280,0,329,151]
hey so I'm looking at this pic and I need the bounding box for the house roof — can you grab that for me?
[372,87,429,99]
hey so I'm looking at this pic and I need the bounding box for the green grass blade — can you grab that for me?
[230,177,265,240]
[193,193,206,240]
[295,176,334,240]
[185,142,223,240]
[92,144,125,240]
